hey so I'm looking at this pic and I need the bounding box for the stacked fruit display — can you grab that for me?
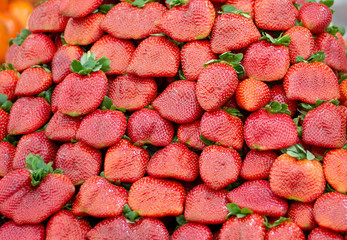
[0,0,346,239]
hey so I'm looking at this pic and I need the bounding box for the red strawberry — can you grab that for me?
[0,221,45,240]
[323,148,347,193]
[104,139,149,183]
[199,145,241,190]
[171,223,213,240]
[152,80,204,124]
[4,44,19,66]
[128,176,185,217]
[127,36,180,78]
[269,84,297,117]
[184,184,228,224]
[108,74,157,111]
[287,201,317,231]
[46,209,91,240]
[127,108,174,147]
[55,142,102,185]
[28,0,69,33]
[0,107,9,142]
[72,176,128,218]
[101,2,167,40]
[0,67,19,101]
[226,0,255,18]
[156,0,215,42]
[0,154,75,225]
[313,192,347,232]
[60,0,103,18]
[265,220,305,240]
[298,2,332,34]
[0,142,16,177]
[7,97,51,135]
[177,119,207,150]
[240,150,278,180]
[308,227,344,240]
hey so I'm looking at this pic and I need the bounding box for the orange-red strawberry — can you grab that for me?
[104,139,149,183]
[0,142,15,177]
[72,176,128,218]
[323,148,347,193]
[0,221,45,240]
[287,201,317,231]
[0,154,75,225]
[308,227,344,240]
[46,209,91,240]
[7,97,51,135]
[199,145,241,190]
[28,0,69,33]
[240,150,278,180]
[177,119,207,150]
[128,176,185,217]
[60,0,103,18]
[147,142,199,182]
[226,0,255,18]
[5,44,20,66]
[269,144,325,202]
[313,192,347,232]
[0,67,19,101]
[269,84,297,117]
[54,142,102,185]
[0,105,9,142]
[171,223,213,240]
[184,184,228,224]
[127,36,180,78]
[127,108,174,146]
[298,2,332,34]
[156,0,215,42]
[265,220,305,240]
[210,5,260,54]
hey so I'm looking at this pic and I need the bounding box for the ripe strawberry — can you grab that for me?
[177,119,207,150]
[72,176,128,218]
[7,97,51,135]
[240,150,278,180]
[226,0,255,18]
[0,142,16,177]
[210,5,260,54]
[46,210,91,240]
[244,102,298,150]
[12,131,58,170]
[0,154,75,225]
[0,107,9,142]
[60,0,103,18]
[0,67,19,101]
[108,74,157,111]
[0,221,45,240]
[127,108,174,147]
[5,44,19,66]
[269,84,297,117]
[127,36,180,78]
[269,144,325,202]
[308,227,344,240]
[184,184,228,224]
[171,223,213,240]
[287,201,317,231]
[313,192,347,232]
[265,220,305,240]
[55,142,102,185]
[298,2,332,34]
[147,143,199,182]
[28,0,69,33]
[323,148,347,193]
[104,139,149,183]
[180,40,217,81]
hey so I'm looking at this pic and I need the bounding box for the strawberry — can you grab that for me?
[313,192,347,232]
[90,35,135,75]
[0,97,10,142]
[60,0,103,18]
[104,138,149,183]
[0,154,75,225]
[156,0,215,42]
[0,142,16,177]
[7,97,51,135]
[308,227,344,240]
[226,0,255,18]
[200,109,244,150]
[51,45,84,84]
[108,74,157,111]
[127,36,180,78]
[287,201,317,231]
[298,2,332,34]
[177,119,207,150]
[28,0,69,33]
[54,142,102,185]
[184,184,228,224]
[72,176,128,218]
[269,144,325,202]
[240,150,278,180]
[127,108,174,147]
[210,5,260,54]
[64,13,105,46]
[12,131,58,170]
[101,1,167,40]
[4,44,19,66]
[244,102,298,150]
[0,66,19,101]
[171,223,213,240]
[0,221,45,240]
[180,40,217,81]
[265,219,305,240]
[199,145,241,190]
[46,209,91,240]
[269,84,297,117]
[323,148,347,193]
[254,0,296,31]
[54,51,109,117]
[152,80,204,124]
[14,66,52,97]
[128,176,185,217]
[147,142,199,182]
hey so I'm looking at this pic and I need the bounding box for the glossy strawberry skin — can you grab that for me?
[0,109,8,142]
[0,221,45,240]
[0,142,15,177]
[308,227,344,240]
[15,67,52,96]
[178,119,207,150]
[60,0,103,18]
[265,221,305,240]
[323,149,347,193]
[298,2,332,34]
[0,69,19,101]
[5,44,20,66]
[288,201,317,231]
[171,223,213,240]
[269,85,297,117]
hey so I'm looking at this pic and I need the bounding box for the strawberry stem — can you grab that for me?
[70,51,111,76]
[123,204,140,222]
[226,203,253,219]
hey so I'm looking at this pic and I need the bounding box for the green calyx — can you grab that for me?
[265,101,291,115]
[31,64,51,73]
[37,87,54,105]
[26,153,63,187]
[219,5,251,18]
[2,135,19,147]
[93,4,115,13]
[221,107,243,117]
[296,51,326,63]
[166,0,189,8]
[226,203,253,219]
[338,74,347,84]
[70,51,111,76]
[99,96,126,112]
[200,135,217,146]
[126,0,154,8]
[293,116,303,138]
[284,144,316,161]
[9,29,31,47]
[123,204,140,222]
[326,24,345,38]
[264,216,291,229]
[299,99,339,112]
[306,0,334,8]
[259,32,291,46]
[204,52,245,78]
[0,94,12,113]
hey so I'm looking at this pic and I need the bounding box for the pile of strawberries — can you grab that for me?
[0,0,346,239]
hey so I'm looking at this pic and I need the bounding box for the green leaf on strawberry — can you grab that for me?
[220,5,251,18]
[264,216,291,229]
[226,203,253,219]
[71,51,111,76]
[166,0,189,8]
[204,52,245,78]
[260,33,291,46]
[296,51,326,63]
[123,204,140,222]
[285,144,316,160]
[265,101,291,115]
[200,134,216,146]
[10,29,31,47]
[0,94,12,113]
[325,24,345,38]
